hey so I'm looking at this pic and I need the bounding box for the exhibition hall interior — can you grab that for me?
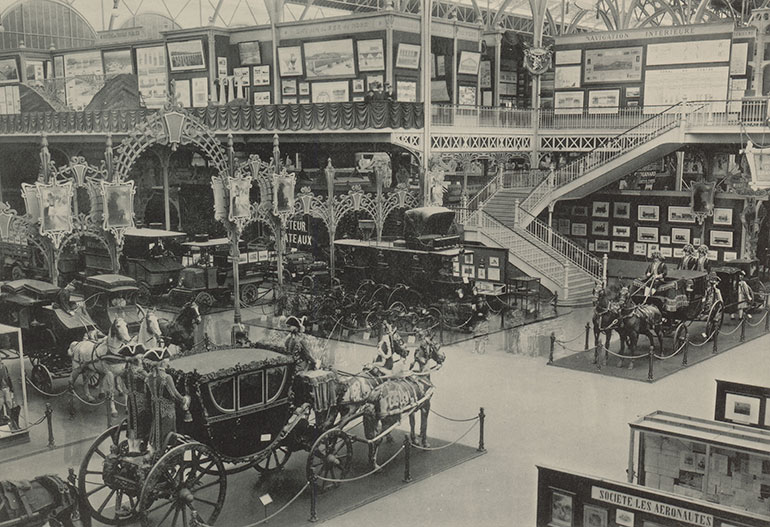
[2,0,770,526]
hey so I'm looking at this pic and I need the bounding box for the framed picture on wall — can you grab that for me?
[191,77,208,107]
[238,41,262,65]
[634,243,647,255]
[647,243,660,257]
[554,91,584,115]
[638,205,660,222]
[281,78,297,96]
[583,505,608,527]
[572,205,588,216]
[167,40,206,71]
[458,85,476,105]
[555,66,581,89]
[356,39,384,72]
[592,221,609,235]
[550,491,573,527]
[723,251,738,261]
[588,89,620,114]
[233,67,250,86]
[713,208,733,225]
[298,82,310,96]
[252,65,270,86]
[660,235,671,244]
[282,96,297,104]
[396,43,421,69]
[311,80,349,103]
[671,228,691,245]
[38,182,74,234]
[304,39,355,79]
[457,51,481,75]
[710,230,734,248]
[352,79,365,93]
[277,46,303,76]
[571,223,587,236]
[612,241,629,253]
[366,74,384,91]
[253,91,271,105]
[584,47,642,83]
[592,201,609,217]
[661,247,673,258]
[555,49,581,65]
[595,239,610,253]
[480,60,492,88]
[673,247,684,258]
[626,86,641,98]
[638,226,659,243]
[0,58,19,83]
[613,202,630,218]
[103,49,133,75]
[668,206,696,223]
[397,79,417,102]
[613,225,630,237]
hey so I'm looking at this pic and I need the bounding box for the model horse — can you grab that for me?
[134,305,163,351]
[591,283,623,365]
[68,317,132,416]
[408,330,445,447]
[158,301,202,352]
[616,287,663,368]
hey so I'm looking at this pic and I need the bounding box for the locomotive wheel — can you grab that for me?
[136,283,152,306]
[30,363,53,394]
[240,283,260,306]
[139,442,226,527]
[306,429,353,491]
[194,292,215,314]
[78,421,137,525]
[706,300,725,341]
[673,323,688,356]
[254,445,292,474]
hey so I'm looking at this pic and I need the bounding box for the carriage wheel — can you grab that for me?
[240,283,260,307]
[10,264,25,281]
[706,300,725,341]
[194,292,215,314]
[301,275,315,292]
[254,445,292,474]
[78,421,137,525]
[30,363,53,394]
[136,283,152,306]
[306,429,353,491]
[673,323,688,357]
[139,442,227,527]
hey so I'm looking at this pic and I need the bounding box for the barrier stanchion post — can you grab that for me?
[765,305,770,332]
[45,403,55,449]
[403,435,412,483]
[593,341,598,365]
[647,346,654,382]
[309,474,318,522]
[548,333,555,364]
[712,328,719,354]
[585,323,590,351]
[681,340,688,367]
[477,407,486,453]
[740,313,746,342]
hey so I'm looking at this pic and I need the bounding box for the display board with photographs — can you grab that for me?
[396,43,420,69]
[136,46,168,109]
[0,58,19,83]
[480,61,491,88]
[191,77,208,107]
[584,47,642,83]
[357,39,384,72]
[103,49,133,76]
[64,51,105,111]
[311,80,349,103]
[457,51,481,75]
[174,79,191,107]
[643,66,729,113]
[167,40,206,71]
[646,39,730,66]
[37,181,74,236]
[396,79,417,103]
[252,65,270,86]
[588,89,620,114]
[554,91,583,114]
[278,46,303,77]
[555,66,581,89]
[238,41,262,65]
[458,85,476,105]
[304,39,355,79]
[253,91,271,105]
[101,180,135,230]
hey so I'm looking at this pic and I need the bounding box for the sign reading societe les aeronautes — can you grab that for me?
[591,487,714,527]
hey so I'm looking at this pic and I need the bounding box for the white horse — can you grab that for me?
[134,305,164,352]
[68,317,132,416]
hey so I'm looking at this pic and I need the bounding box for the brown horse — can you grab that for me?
[592,283,623,364]
[616,287,663,368]
[408,330,445,447]
[158,300,202,352]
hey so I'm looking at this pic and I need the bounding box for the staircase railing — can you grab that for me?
[516,206,603,282]
[470,210,567,287]
[463,168,548,220]
[521,101,687,216]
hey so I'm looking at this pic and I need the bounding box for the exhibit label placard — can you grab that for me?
[591,487,714,527]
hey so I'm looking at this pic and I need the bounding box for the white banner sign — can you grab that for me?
[591,487,713,527]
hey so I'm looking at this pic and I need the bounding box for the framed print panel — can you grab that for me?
[613,225,630,238]
[724,393,761,425]
[588,89,620,114]
[136,46,168,109]
[366,74,384,91]
[661,247,672,258]
[253,91,271,105]
[102,180,135,230]
[584,47,642,83]
[191,77,208,107]
[646,39,730,66]
[458,85,476,105]
[304,39,355,79]
[278,46,303,76]
[612,241,629,253]
[646,243,660,257]
[167,40,206,71]
[583,504,608,527]
[175,79,191,107]
[713,207,733,226]
[625,86,641,98]
[637,205,660,222]
[103,49,133,75]
[488,256,500,268]
[671,228,691,245]
[634,243,647,256]
[554,91,583,114]
[591,221,608,236]
[457,51,481,75]
[572,205,588,216]
[660,235,670,245]
[299,82,310,96]
[311,80,349,103]
[710,230,733,247]
[233,67,250,86]
[0,58,19,83]
[38,181,74,235]
[238,41,262,65]
[595,239,610,253]
[637,226,658,243]
[555,49,581,65]
[592,201,609,217]
[723,251,737,261]
[253,65,270,86]
[352,79,364,93]
[64,51,105,111]
[550,490,573,527]
[357,39,384,72]
[397,79,417,103]
[668,206,695,223]
[396,43,420,69]
[555,65,581,89]
[571,223,587,236]
[488,268,500,281]
[616,509,634,527]
[281,78,297,96]
[613,202,630,219]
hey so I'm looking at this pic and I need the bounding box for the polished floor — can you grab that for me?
[1,308,768,526]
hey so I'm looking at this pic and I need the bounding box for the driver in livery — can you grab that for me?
[643,251,668,300]
[284,316,317,372]
[736,270,754,321]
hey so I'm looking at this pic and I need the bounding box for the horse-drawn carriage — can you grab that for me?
[80,274,141,334]
[713,258,767,315]
[0,279,96,393]
[77,335,443,526]
[120,228,186,305]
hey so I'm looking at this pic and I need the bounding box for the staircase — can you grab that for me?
[459,102,700,306]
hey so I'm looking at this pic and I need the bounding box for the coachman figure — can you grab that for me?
[143,348,190,455]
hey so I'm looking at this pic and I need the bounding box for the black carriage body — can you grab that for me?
[81,274,141,333]
[632,269,708,321]
[713,263,764,313]
[167,347,295,459]
[121,228,187,296]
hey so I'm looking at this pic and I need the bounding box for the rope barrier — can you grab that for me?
[555,331,585,345]
[239,482,310,527]
[555,342,590,354]
[718,320,743,336]
[429,409,480,423]
[25,380,69,398]
[5,413,48,434]
[25,378,125,407]
[410,420,479,451]
[601,347,650,361]
[745,312,768,327]
[315,445,405,483]
[653,339,688,360]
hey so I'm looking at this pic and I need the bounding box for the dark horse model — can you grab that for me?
[615,287,663,368]
[0,472,89,527]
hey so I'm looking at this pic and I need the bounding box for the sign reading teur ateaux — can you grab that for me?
[591,487,714,527]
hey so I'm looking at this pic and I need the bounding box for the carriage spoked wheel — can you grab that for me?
[194,292,215,315]
[78,421,138,525]
[30,363,54,394]
[672,323,688,357]
[301,275,315,291]
[139,442,227,527]
[137,283,152,306]
[705,300,725,342]
[254,445,292,474]
[306,429,353,491]
[240,283,261,307]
